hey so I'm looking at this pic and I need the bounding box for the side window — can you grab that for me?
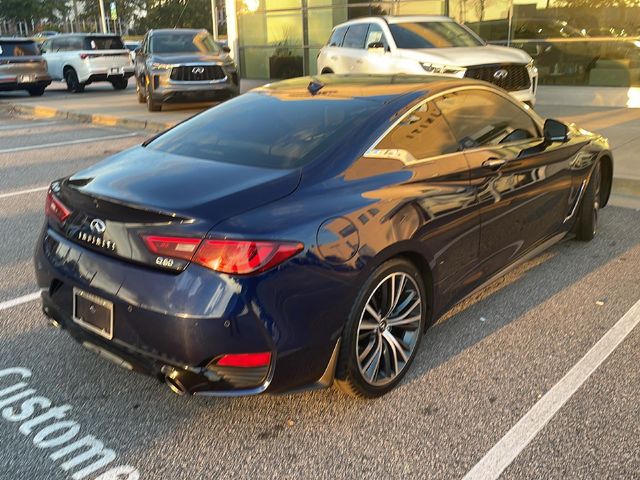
[53,38,67,52]
[365,23,388,49]
[375,101,458,161]
[342,24,368,49]
[41,40,51,53]
[328,26,347,47]
[68,37,83,51]
[436,90,540,150]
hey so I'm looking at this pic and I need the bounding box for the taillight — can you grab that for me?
[79,53,97,60]
[142,236,201,262]
[216,352,271,368]
[45,190,71,224]
[193,239,303,275]
[141,236,303,274]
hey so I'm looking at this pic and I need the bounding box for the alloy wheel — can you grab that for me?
[356,272,423,386]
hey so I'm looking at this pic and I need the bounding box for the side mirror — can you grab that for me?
[367,41,386,54]
[543,118,569,143]
[222,45,231,53]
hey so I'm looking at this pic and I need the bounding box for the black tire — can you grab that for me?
[575,161,601,242]
[145,76,161,112]
[135,77,145,103]
[335,258,427,398]
[64,68,84,93]
[110,77,128,90]
[27,86,46,97]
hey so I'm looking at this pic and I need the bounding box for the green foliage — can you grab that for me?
[0,0,69,20]
[137,0,213,31]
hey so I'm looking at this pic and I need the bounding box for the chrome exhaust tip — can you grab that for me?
[161,366,188,396]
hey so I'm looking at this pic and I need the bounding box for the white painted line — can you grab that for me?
[0,132,139,154]
[0,292,41,311]
[0,186,48,199]
[463,297,640,480]
[0,121,59,131]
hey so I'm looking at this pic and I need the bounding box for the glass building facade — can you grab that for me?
[224,0,640,87]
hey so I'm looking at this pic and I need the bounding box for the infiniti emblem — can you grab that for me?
[493,69,509,80]
[192,67,205,74]
[90,219,106,235]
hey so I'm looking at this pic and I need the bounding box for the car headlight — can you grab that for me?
[526,59,538,74]
[151,63,172,70]
[420,62,466,76]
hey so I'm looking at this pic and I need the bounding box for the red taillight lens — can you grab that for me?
[216,352,271,368]
[141,236,303,274]
[45,190,71,224]
[193,239,303,275]
[142,236,201,262]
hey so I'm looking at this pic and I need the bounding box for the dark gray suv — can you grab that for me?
[134,29,239,112]
[0,38,51,96]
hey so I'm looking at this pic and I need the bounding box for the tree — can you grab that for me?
[136,0,213,31]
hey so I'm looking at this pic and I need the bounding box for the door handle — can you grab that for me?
[482,158,507,170]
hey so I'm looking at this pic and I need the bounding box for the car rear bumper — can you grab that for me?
[77,66,134,83]
[34,225,342,396]
[0,74,51,90]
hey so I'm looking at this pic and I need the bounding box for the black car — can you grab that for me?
[134,29,239,112]
[0,38,51,96]
[35,75,612,398]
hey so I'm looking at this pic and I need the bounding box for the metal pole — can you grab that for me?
[98,0,108,33]
[507,0,514,47]
[211,0,218,39]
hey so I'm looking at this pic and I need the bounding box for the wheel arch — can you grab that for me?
[321,67,334,74]
[598,152,613,208]
[355,242,437,328]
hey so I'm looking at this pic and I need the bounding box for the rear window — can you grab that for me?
[147,92,381,169]
[84,36,125,50]
[0,41,39,57]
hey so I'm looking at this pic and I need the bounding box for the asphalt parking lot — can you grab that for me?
[0,112,639,479]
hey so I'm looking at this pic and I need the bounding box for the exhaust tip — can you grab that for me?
[161,366,188,396]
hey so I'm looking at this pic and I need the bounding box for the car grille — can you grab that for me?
[169,65,226,82]
[464,64,531,92]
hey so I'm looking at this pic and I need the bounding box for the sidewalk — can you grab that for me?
[1,81,638,206]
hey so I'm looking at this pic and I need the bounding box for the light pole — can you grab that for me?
[211,0,218,39]
[98,0,108,33]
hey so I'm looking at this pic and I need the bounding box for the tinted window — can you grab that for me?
[328,26,347,47]
[389,21,483,48]
[148,92,381,169]
[436,90,539,150]
[151,31,220,54]
[67,36,84,51]
[0,41,39,57]
[365,24,388,49]
[84,36,125,50]
[376,101,458,160]
[342,24,368,49]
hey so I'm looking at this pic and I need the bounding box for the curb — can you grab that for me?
[7,103,174,133]
[612,177,640,197]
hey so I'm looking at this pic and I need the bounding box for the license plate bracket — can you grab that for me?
[72,288,113,340]
[18,75,33,83]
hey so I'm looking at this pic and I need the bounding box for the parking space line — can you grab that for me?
[0,132,140,154]
[0,121,59,131]
[0,292,41,311]
[463,298,640,480]
[0,186,48,199]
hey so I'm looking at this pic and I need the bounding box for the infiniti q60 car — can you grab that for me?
[35,75,612,398]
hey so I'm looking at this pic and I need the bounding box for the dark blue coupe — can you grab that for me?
[35,75,612,398]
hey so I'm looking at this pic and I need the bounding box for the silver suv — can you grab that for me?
[0,38,51,96]
[134,29,239,112]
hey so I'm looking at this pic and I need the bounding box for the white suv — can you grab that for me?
[317,16,538,106]
[41,34,134,93]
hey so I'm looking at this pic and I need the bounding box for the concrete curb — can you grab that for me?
[612,177,640,197]
[7,103,174,133]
